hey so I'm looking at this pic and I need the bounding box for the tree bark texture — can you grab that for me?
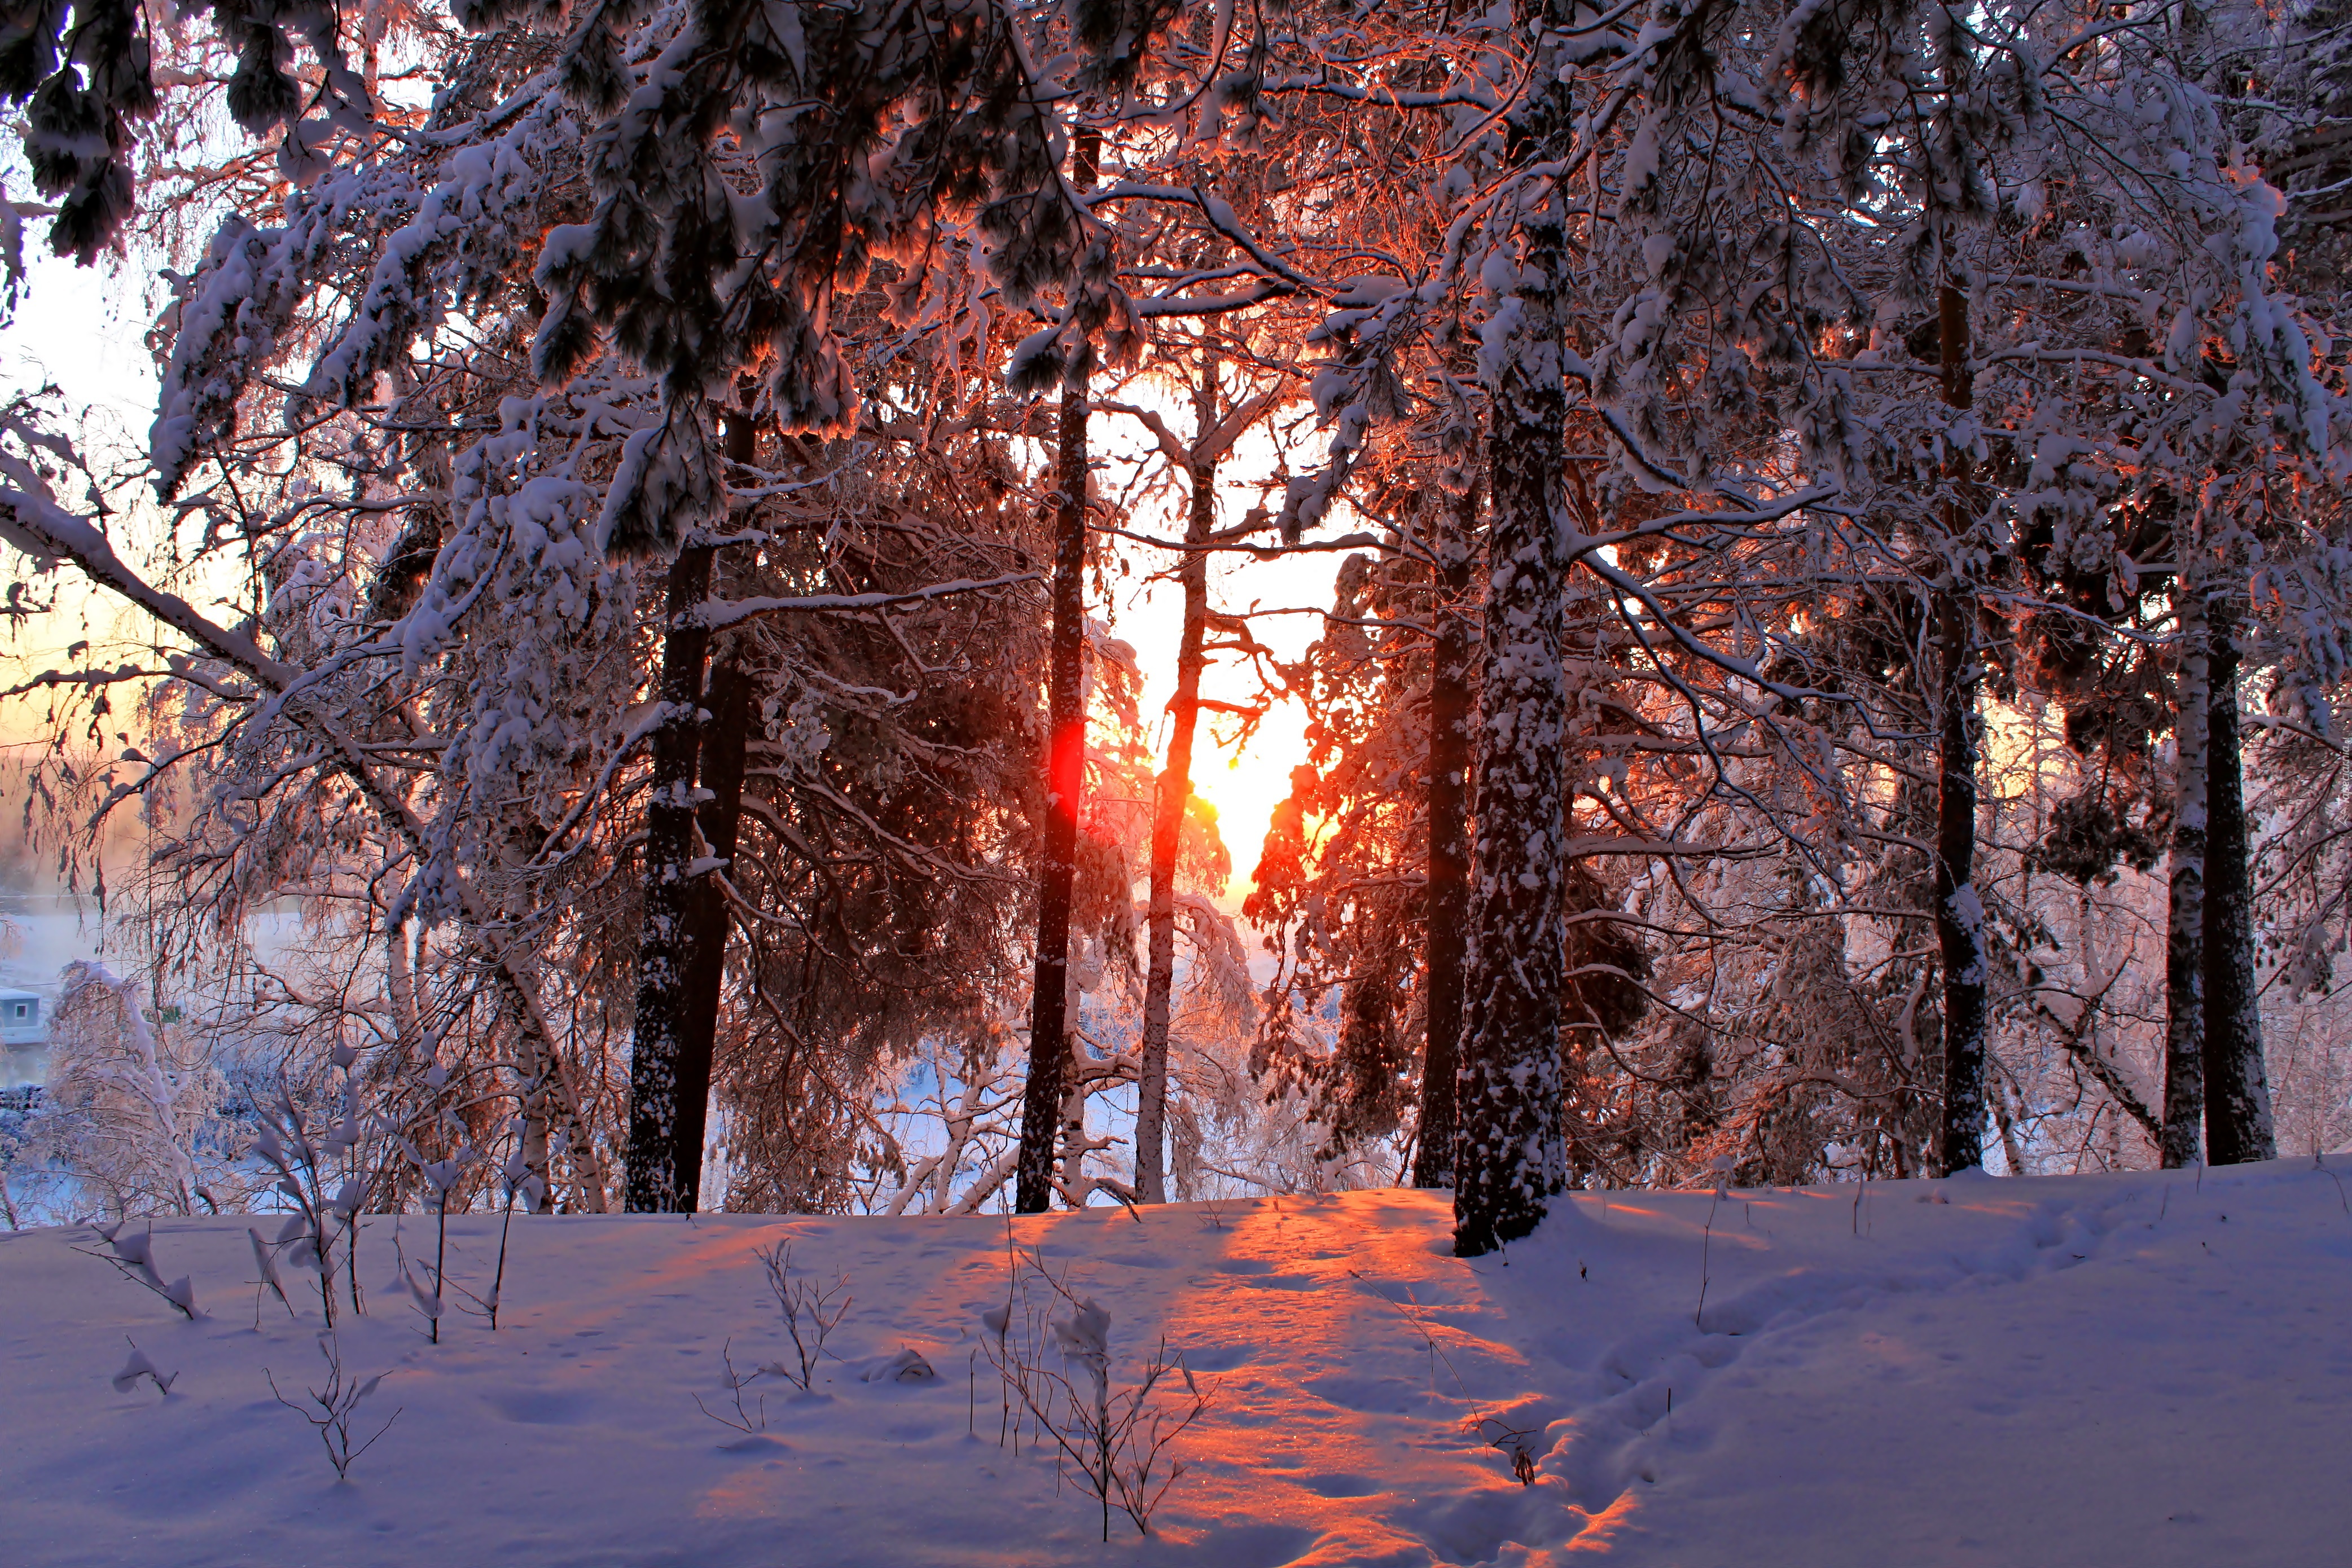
[2201,592,2276,1164]
[625,539,716,1211]
[1412,484,1478,1191]
[1455,166,1570,1257]
[2161,573,2211,1168]
[1015,384,1091,1213]
[1133,346,1217,1205]
[1933,280,1989,1176]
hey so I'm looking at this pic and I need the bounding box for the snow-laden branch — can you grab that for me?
[0,484,288,691]
[694,572,1039,631]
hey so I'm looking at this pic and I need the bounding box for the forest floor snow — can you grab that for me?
[5,1159,2350,1567]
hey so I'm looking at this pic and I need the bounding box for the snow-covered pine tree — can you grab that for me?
[1447,0,1588,1254]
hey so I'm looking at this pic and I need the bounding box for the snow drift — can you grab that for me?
[4,1161,2349,1566]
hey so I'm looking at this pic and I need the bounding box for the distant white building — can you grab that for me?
[1,987,47,1095]
[0,988,43,1047]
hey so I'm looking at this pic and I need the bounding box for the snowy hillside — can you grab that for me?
[5,1163,2349,1567]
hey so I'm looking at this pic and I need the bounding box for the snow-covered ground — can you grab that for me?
[4,1161,2349,1566]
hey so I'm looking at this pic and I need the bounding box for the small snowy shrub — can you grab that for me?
[266,1334,400,1481]
[694,1239,854,1433]
[980,1245,1208,1539]
[251,1046,396,1329]
[758,1239,851,1393]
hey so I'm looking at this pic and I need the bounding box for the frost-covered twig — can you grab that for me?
[248,1226,296,1327]
[403,1143,475,1344]
[75,1221,198,1319]
[110,1336,178,1397]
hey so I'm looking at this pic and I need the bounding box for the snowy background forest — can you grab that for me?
[2,0,2351,1559]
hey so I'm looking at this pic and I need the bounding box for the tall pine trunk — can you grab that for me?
[1933,280,1990,1175]
[670,639,751,1205]
[666,409,761,1211]
[1133,344,1218,1205]
[2201,591,2275,1163]
[1455,169,1570,1257]
[2161,569,2211,1168]
[623,407,758,1213]
[1015,383,1091,1213]
[624,538,715,1211]
[1015,131,1100,1214]
[1412,484,1478,1190]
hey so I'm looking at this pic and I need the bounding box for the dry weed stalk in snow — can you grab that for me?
[1349,1269,1542,1486]
[1696,1154,1738,1329]
[760,1239,851,1392]
[694,1337,774,1435]
[694,1238,855,1431]
[444,1148,530,1332]
[266,1334,400,1482]
[980,1239,1208,1540]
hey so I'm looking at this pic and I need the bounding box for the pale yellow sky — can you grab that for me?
[2,247,173,722]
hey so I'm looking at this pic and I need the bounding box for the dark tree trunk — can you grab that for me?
[1455,145,1570,1256]
[1015,383,1090,1214]
[2161,573,2211,1168]
[2201,592,2275,1164]
[624,406,757,1213]
[669,639,752,1206]
[625,539,715,1211]
[668,409,762,1211]
[1933,280,1990,1176]
[1134,344,1217,1205]
[1412,483,1478,1191]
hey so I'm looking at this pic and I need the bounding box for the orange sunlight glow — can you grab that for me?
[1094,372,1343,913]
[1110,541,1339,913]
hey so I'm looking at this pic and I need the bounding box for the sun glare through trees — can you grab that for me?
[2,0,2350,1560]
